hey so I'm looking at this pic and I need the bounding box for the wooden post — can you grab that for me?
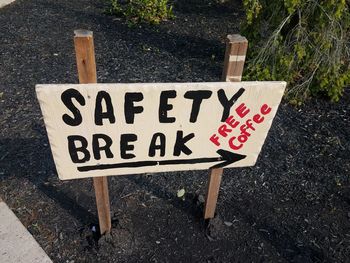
[204,34,248,219]
[74,29,112,234]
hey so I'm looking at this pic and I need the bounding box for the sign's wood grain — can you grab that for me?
[74,29,111,235]
[36,81,286,180]
[205,34,248,219]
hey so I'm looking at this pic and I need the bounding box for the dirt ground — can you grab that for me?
[0,0,349,262]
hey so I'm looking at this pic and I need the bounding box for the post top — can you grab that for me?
[74,29,93,37]
[226,34,248,43]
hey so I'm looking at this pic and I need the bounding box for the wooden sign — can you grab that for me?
[36,81,285,180]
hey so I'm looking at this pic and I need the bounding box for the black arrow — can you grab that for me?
[77,150,246,172]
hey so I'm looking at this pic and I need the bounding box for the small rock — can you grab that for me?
[224,221,233,227]
[198,194,205,203]
[177,188,185,198]
[207,216,226,240]
[156,240,160,244]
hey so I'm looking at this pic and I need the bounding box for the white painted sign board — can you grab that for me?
[36,82,286,180]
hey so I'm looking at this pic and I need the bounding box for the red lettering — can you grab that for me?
[228,136,243,150]
[260,104,271,115]
[239,127,251,137]
[253,114,264,123]
[212,104,268,152]
[210,134,220,146]
[225,116,239,129]
[239,119,255,136]
[235,103,250,118]
[238,134,248,143]
[245,119,255,131]
[218,124,232,137]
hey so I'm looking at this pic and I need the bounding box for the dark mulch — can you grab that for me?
[0,0,349,262]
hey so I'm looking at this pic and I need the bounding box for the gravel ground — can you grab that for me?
[0,0,349,262]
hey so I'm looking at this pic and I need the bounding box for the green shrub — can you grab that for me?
[241,0,350,102]
[107,0,173,25]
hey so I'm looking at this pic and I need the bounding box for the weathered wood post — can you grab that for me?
[74,30,112,234]
[204,34,248,219]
